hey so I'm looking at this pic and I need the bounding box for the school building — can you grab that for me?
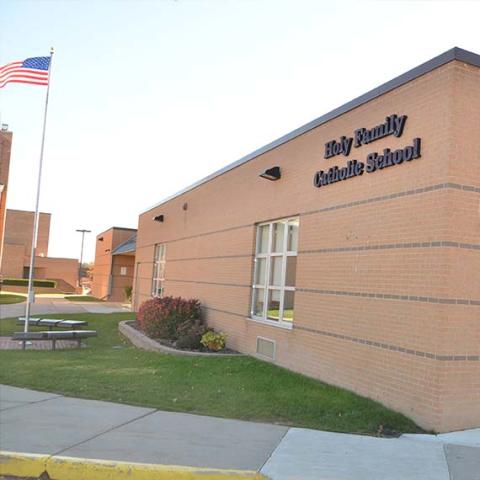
[132,47,480,432]
[0,128,78,291]
[1,209,79,291]
[92,227,136,302]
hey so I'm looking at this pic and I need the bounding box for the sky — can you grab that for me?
[0,0,479,262]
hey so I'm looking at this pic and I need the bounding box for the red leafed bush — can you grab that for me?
[136,296,202,340]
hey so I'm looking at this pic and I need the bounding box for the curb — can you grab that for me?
[119,321,244,357]
[0,451,268,479]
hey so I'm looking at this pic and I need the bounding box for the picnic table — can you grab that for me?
[12,330,97,350]
[17,318,88,330]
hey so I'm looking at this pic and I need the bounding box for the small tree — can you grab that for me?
[124,285,133,302]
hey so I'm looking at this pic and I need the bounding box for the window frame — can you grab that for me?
[151,243,166,297]
[250,217,298,329]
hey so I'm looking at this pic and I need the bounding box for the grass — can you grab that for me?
[0,293,26,304]
[0,313,422,435]
[267,309,293,321]
[65,295,103,302]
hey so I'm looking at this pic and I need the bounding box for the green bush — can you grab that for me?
[1,278,56,288]
[124,285,133,302]
[176,319,207,350]
[137,296,202,340]
[201,330,226,351]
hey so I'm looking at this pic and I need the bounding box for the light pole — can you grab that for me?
[76,229,91,289]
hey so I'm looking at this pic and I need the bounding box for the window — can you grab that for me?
[251,218,298,326]
[151,244,166,297]
[120,266,127,276]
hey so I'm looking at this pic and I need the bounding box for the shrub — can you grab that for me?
[137,296,202,340]
[201,330,226,351]
[176,319,207,350]
[1,278,56,288]
[124,285,133,302]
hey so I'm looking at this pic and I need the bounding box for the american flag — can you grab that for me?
[0,56,51,89]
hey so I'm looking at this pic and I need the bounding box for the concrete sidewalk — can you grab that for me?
[0,298,129,319]
[1,385,479,479]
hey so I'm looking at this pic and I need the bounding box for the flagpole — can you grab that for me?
[23,47,54,349]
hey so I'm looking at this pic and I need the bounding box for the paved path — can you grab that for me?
[0,298,129,319]
[1,385,479,479]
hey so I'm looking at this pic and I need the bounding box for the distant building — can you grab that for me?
[1,209,79,291]
[0,128,78,292]
[0,128,12,266]
[92,227,136,302]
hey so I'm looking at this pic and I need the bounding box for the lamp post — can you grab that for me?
[76,229,91,289]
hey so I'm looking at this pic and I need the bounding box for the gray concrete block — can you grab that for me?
[438,429,480,448]
[261,428,450,480]
[0,384,60,407]
[445,444,480,480]
[0,395,154,455]
[61,410,288,470]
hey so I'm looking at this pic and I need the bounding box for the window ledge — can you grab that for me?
[246,316,293,330]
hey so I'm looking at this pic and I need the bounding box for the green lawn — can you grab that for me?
[0,313,422,435]
[267,309,293,321]
[0,293,26,304]
[64,295,103,302]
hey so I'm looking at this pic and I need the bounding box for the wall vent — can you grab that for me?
[256,337,276,360]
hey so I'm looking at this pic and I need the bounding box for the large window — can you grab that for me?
[251,218,299,326]
[151,244,166,297]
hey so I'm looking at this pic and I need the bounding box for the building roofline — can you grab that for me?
[111,233,137,255]
[7,208,51,216]
[141,47,480,215]
[96,226,137,238]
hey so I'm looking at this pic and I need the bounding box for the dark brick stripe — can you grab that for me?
[137,237,480,266]
[294,325,480,362]
[202,306,246,318]
[178,304,480,362]
[168,254,254,262]
[166,278,250,288]
[300,240,480,254]
[138,223,252,250]
[296,288,480,306]
[301,182,480,218]
[137,182,479,251]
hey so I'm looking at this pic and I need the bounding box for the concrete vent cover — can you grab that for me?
[256,337,276,360]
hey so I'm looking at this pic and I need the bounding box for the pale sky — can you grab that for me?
[0,0,479,262]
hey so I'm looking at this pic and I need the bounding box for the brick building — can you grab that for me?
[1,128,79,291]
[133,48,480,432]
[1,209,79,291]
[0,127,12,266]
[92,227,136,302]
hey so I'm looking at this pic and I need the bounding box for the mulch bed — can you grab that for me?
[126,321,239,355]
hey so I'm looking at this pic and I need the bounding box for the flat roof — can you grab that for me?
[7,208,50,216]
[96,226,137,238]
[142,47,480,215]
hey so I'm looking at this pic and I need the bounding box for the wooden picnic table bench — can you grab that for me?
[12,330,97,350]
[17,318,88,330]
